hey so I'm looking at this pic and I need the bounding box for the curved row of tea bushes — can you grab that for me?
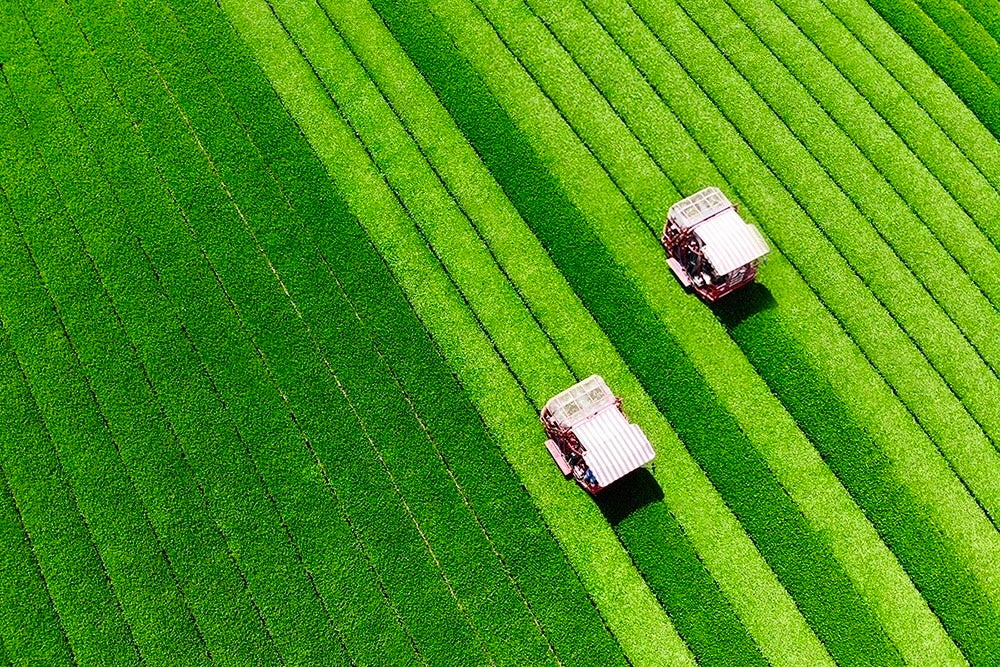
[82,14,442,659]
[0,355,141,665]
[265,1,804,664]
[86,0,620,660]
[864,0,1000,139]
[0,107,225,666]
[0,462,73,664]
[521,0,1000,659]
[912,0,1000,88]
[818,0,1000,200]
[212,1,690,664]
[6,13,349,662]
[587,0,1000,539]
[0,313,139,666]
[678,0,1000,497]
[410,0,1000,664]
[133,8,578,667]
[54,1,505,663]
[0,339,89,666]
[1,7,340,663]
[159,3,629,665]
[604,0,995,587]
[2,0,996,663]
[488,0,985,660]
[370,1,923,664]
[722,294,1000,665]
[0,208,165,659]
[749,0,1000,247]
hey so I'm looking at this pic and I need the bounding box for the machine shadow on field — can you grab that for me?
[711,282,777,331]
[596,468,664,526]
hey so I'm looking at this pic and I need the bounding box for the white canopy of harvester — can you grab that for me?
[663,187,770,301]
[541,375,655,494]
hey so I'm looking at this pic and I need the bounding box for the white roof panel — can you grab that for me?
[693,209,770,275]
[574,407,655,487]
[668,186,732,229]
[544,375,616,429]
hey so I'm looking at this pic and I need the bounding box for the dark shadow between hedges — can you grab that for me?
[710,282,777,331]
[595,468,663,526]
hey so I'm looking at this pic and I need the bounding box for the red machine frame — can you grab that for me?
[541,395,625,495]
[662,221,760,302]
[662,188,768,302]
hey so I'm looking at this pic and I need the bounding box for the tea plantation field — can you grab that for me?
[0,0,998,664]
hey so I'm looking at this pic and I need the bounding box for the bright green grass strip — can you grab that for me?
[159,2,627,664]
[393,0,983,661]
[757,262,968,665]
[607,501,767,667]
[525,0,1000,595]
[373,2,907,665]
[651,0,1000,513]
[513,0,999,654]
[527,0,1000,541]
[914,0,1000,88]
[760,0,1000,273]
[626,0,1000,451]
[121,2,554,663]
[272,3,773,664]
[864,0,1000,140]
[0,314,135,666]
[214,1,692,664]
[81,2,532,663]
[704,0,1000,325]
[816,0,1000,203]
[0,464,74,666]
[321,6,836,667]
[718,288,1000,665]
